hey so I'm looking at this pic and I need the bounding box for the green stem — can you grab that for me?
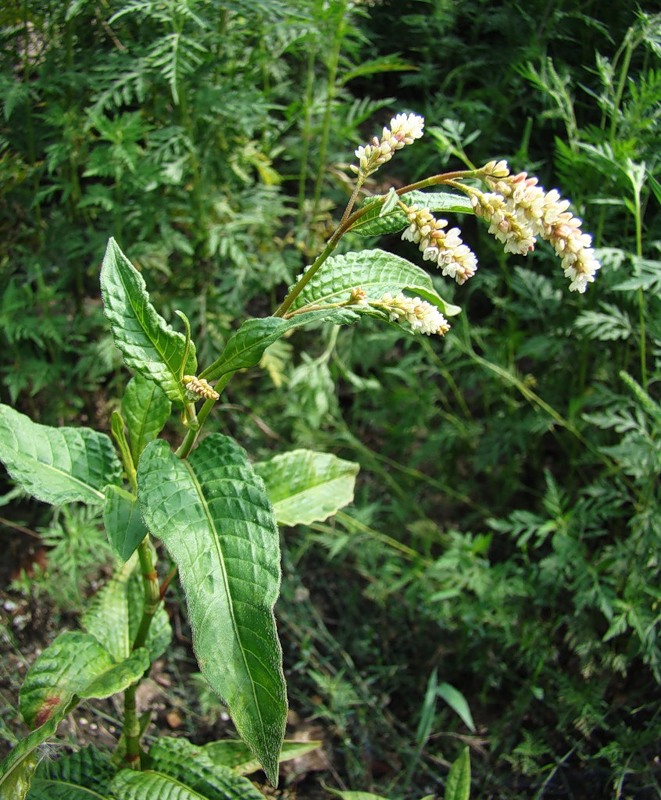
[275,169,472,319]
[174,373,233,459]
[133,538,162,650]
[123,537,161,768]
[123,684,141,769]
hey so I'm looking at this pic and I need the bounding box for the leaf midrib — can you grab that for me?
[182,459,267,743]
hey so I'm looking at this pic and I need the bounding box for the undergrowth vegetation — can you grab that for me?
[0,1,659,799]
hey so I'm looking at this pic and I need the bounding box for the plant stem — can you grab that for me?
[275,170,471,318]
[175,373,233,459]
[133,538,162,650]
[122,537,162,768]
[123,684,142,769]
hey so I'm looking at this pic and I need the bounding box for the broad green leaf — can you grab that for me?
[82,556,171,662]
[0,404,122,506]
[137,436,287,785]
[444,747,471,800]
[148,738,266,799]
[103,485,149,561]
[121,374,172,464]
[19,631,149,729]
[201,308,358,382]
[328,792,388,800]
[110,767,260,800]
[0,718,59,800]
[203,739,322,775]
[288,249,460,318]
[27,746,114,800]
[101,238,197,405]
[351,190,474,237]
[437,682,475,733]
[254,450,359,527]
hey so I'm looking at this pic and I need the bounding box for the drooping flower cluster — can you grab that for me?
[401,205,478,285]
[348,289,449,336]
[473,160,601,292]
[351,113,425,180]
[183,375,219,401]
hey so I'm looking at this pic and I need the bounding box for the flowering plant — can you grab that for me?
[0,113,600,799]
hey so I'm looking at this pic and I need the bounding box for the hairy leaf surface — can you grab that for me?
[254,450,358,526]
[351,190,473,237]
[101,238,197,405]
[137,436,286,785]
[0,404,121,506]
[289,249,460,317]
[19,632,149,729]
[0,719,58,800]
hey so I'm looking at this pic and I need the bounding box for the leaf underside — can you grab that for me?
[254,449,359,526]
[0,404,122,506]
[351,189,474,237]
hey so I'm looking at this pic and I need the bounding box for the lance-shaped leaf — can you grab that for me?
[0,404,122,506]
[121,374,172,465]
[19,631,150,730]
[27,746,114,800]
[103,485,149,562]
[82,556,171,662]
[444,747,471,800]
[254,450,359,527]
[101,238,197,405]
[351,189,474,237]
[288,249,460,318]
[137,436,286,785]
[201,308,358,383]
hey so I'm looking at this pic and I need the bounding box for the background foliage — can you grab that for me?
[1,0,659,798]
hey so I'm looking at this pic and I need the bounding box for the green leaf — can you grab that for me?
[328,792,389,800]
[0,718,59,800]
[444,747,471,800]
[201,308,358,382]
[288,249,461,318]
[121,374,172,465]
[351,190,473,237]
[203,739,322,775]
[148,738,266,799]
[82,556,171,662]
[254,450,359,526]
[19,631,149,729]
[437,683,475,733]
[27,746,114,800]
[101,238,197,405]
[0,404,122,506]
[137,436,287,785]
[103,485,149,562]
